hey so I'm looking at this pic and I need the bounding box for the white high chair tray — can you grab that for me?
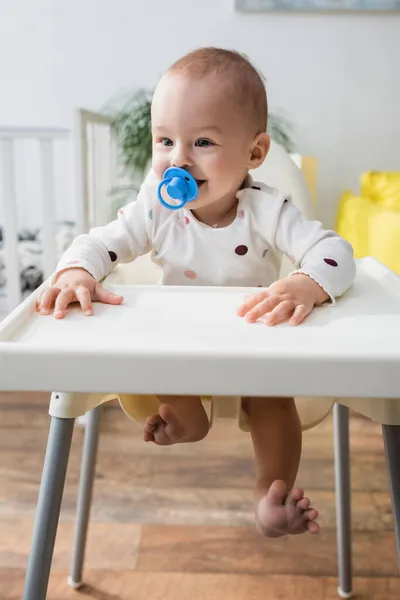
[0,257,399,399]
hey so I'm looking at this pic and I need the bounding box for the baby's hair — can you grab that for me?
[167,47,268,135]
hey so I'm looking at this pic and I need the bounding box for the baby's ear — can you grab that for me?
[248,133,270,170]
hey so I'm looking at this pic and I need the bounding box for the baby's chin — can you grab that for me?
[187,198,205,211]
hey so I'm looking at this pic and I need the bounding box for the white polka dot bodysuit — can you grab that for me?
[56,171,356,302]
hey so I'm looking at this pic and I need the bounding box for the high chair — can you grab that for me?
[0,141,399,600]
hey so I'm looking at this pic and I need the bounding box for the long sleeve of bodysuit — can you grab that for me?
[55,181,153,282]
[274,199,356,302]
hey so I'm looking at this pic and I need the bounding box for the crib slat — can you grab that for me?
[88,123,97,227]
[73,110,90,234]
[109,128,118,192]
[0,139,22,310]
[0,127,69,140]
[39,139,57,278]
[91,124,108,227]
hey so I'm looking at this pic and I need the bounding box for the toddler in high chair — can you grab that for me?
[38,47,356,539]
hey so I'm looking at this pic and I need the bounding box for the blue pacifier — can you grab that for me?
[157,167,198,210]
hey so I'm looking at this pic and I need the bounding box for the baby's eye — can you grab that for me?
[160,138,173,147]
[195,138,214,148]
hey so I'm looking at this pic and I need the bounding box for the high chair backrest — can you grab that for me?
[107,141,316,285]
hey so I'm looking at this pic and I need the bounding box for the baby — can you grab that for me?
[38,47,356,538]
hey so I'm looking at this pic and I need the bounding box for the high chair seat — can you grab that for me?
[117,392,334,432]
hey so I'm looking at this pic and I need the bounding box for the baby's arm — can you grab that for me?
[56,187,152,282]
[275,200,356,302]
[38,181,153,317]
[238,199,356,326]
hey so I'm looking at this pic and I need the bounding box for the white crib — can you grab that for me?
[0,109,119,320]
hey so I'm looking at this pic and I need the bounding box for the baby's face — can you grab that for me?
[151,73,262,211]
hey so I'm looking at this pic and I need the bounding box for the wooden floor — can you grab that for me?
[0,393,398,599]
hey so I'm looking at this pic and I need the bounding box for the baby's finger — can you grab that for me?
[236,291,269,317]
[37,288,61,314]
[75,286,93,316]
[289,303,311,326]
[53,288,78,319]
[95,284,124,305]
[244,295,281,323]
[263,300,294,326]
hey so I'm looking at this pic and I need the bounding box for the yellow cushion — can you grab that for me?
[336,192,376,259]
[336,172,400,275]
[369,208,400,274]
[361,171,400,209]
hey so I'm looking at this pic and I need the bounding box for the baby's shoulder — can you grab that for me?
[238,178,289,222]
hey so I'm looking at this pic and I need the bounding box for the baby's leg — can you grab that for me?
[144,395,209,445]
[243,396,319,538]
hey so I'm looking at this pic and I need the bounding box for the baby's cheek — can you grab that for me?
[152,155,167,180]
[219,155,247,187]
[212,165,238,192]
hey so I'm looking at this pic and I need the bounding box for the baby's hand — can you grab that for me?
[37,268,123,319]
[237,274,329,326]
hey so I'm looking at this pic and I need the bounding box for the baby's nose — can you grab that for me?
[172,160,191,170]
[171,144,193,169]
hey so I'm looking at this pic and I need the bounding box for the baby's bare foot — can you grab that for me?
[256,480,319,538]
[143,401,209,445]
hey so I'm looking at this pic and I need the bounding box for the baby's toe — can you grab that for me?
[143,430,154,443]
[144,423,156,434]
[285,487,304,506]
[306,520,319,534]
[305,508,318,522]
[147,414,160,425]
[265,480,289,506]
[297,497,310,511]
[144,415,161,432]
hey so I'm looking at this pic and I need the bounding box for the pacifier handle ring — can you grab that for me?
[157,167,198,210]
[158,190,187,210]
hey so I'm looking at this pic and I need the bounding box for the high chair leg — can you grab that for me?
[382,424,400,568]
[69,405,102,589]
[22,415,75,600]
[333,404,353,599]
